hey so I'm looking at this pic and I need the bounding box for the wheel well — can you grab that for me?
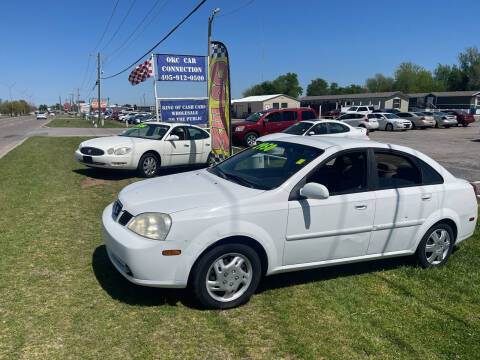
[245,131,259,137]
[141,150,161,164]
[436,218,458,241]
[188,236,269,283]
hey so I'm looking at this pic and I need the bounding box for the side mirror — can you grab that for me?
[166,134,180,141]
[307,131,315,136]
[300,183,329,200]
[263,117,269,123]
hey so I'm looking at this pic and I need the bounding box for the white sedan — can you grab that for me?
[75,122,213,177]
[36,112,47,120]
[374,113,412,131]
[256,120,368,143]
[102,136,478,309]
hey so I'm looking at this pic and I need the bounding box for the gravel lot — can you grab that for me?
[370,121,480,181]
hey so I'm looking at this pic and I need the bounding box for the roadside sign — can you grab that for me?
[156,54,206,82]
[160,99,207,124]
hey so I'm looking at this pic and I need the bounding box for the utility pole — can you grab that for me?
[59,96,62,112]
[75,88,80,116]
[70,93,74,113]
[90,52,106,126]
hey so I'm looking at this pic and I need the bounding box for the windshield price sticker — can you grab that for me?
[296,159,306,165]
[253,143,277,151]
[134,124,147,128]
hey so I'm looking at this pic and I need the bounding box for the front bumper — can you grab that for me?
[102,204,189,288]
[393,121,412,130]
[74,149,136,169]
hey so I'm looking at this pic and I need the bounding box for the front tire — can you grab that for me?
[190,243,262,309]
[244,132,258,147]
[206,152,216,168]
[138,152,159,178]
[415,223,454,268]
[386,123,393,131]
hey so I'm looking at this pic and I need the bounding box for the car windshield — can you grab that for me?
[282,122,314,135]
[120,123,169,140]
[208,141,324,190]
[245,112,266,122]
[384,113,399,119]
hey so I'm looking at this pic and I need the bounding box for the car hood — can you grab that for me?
[118,169,264,215]
[79,136,133,150]
[233,121,256,128]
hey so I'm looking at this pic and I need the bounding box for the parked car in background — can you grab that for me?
[102,136,478,308]
[395,112,435,129]
[343,106,374,114]
[422,111,457,128]
[324,109,342,117]
[256,120,368,142]
[75,122,213,177]
[232,108,318,146]
[372,108,401,114]
[336,113,379,130]
[36,112,47,120]
[442,110,475,127]
[375,113,412,131]
[110,113,120,121]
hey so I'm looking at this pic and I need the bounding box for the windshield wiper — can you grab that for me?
[222,172,255,188]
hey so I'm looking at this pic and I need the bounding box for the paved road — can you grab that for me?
[370,122,480,181]
[0,115,124,159]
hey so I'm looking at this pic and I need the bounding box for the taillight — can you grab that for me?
[421,117,425,120]
[365,118,369,122]
[442,116,447,120]
[366,129,369,136]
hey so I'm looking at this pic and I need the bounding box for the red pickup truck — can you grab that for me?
[232,108,318,146]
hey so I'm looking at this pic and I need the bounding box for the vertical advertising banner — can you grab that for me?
[208,41,231,159]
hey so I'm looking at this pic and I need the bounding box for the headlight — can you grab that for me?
[107,148,114,154]
[235,126,245,132]
[127,213,172,240]
[114,147,131,155]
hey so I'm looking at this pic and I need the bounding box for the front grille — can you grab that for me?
[112,199,122,220]
[80,147,104,156]
[118,211,133,226]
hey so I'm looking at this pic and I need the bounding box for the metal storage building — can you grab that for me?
[231,94,300,118]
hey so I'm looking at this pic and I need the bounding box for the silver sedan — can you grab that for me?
[423,111,458,128]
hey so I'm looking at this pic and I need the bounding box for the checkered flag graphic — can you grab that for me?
[210,42,227,59]
[128,57,153,86]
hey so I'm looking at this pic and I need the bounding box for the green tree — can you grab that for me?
[39,104,48,111]
[394,62,438,93]
[458,46,480,90]
[365,73,395,92]
[243,73,303,98]
[306,78,329,96]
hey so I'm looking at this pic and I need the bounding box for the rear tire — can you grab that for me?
[190,243,262,309]
[138,152,159,178]
[416,223,454,268]
[462,123,468,127]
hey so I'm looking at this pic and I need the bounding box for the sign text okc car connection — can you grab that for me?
[156,55,206,82]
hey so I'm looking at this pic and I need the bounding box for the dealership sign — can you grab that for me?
[156,54,206,82]
[91,99,107,110]
[160,99,207,124]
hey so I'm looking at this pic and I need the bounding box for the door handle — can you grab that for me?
[355,204,367,210]
[184,144,190,147]
[422,194,432,200]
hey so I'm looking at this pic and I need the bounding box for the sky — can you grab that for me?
[1,0,480,106]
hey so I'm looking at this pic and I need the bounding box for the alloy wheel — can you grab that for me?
[142,156,157,177]
[424,229,451,265]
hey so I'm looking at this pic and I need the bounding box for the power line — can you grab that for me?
[93,0,121,51]
[106,0,163,58]
[102,0,207,80]
[217,0,255,18]
[101,0,138,52]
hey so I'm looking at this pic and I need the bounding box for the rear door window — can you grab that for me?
[358,107,368,112]
[301,110,316,120]
[374,151,421,189]
[328,123,349,133]
[280,111,298,122]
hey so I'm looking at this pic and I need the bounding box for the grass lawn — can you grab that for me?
[47,115,125,128]
[1,136,479,359]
